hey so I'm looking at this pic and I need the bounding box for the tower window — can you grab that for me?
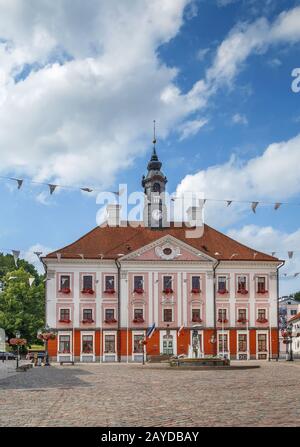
[152,183,161,193]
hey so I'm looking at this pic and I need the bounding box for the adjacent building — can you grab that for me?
[44,145,283,362]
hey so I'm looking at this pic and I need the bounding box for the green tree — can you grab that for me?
[0,267,45,345]
[0,253,43,284]
[294,291,300,302]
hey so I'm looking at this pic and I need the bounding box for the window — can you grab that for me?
[192,309,201,322]
[218,308,227,322]
[237,276,247,292]
[257,276,266,293]
[192,276,200,290]
[291,310,297,315]
[60,275,70,290]
[258,334,267,352]
[60,309,70,322]
[133,335,144,353]
[83,309,93,322]
[218,276,227,293]
[83,275,93,290]
[133,308,144,321]
[258,309,266,320]
[59,335,70,353]
[163,276,173,290]
[105,308,115,322]
[238,334,247,352]
[134,276,143,291]
[152,182,161,193]
[82,335,93,354]
[238,309,247,322]
[105,276,115,291]
[163,308,173,322]
[218,334,228,352]
[105,335,115,353]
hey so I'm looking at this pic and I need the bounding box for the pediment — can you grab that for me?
[120,235,215,262]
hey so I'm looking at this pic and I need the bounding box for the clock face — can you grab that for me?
[152,209,162,221]
[163,247,172,256]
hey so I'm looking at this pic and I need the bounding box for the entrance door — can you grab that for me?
[163,336,173,355]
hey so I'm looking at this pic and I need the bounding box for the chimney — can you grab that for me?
[106,204,122,227]
[186,206,203,226]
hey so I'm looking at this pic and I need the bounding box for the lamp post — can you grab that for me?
[15,331,20,369]
[37,326,56,367]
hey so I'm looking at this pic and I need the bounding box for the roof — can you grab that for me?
[288,311,300,323]
[44,222,281,262]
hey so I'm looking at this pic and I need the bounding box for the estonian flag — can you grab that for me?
[146,323,156,338]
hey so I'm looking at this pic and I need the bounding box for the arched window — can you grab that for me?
[152,182,161,193]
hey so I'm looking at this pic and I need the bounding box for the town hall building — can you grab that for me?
[44,141,282,362]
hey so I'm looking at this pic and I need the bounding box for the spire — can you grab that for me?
[147,120,161,171]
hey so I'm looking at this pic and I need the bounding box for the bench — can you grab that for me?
[16,363,33,372]
[60,360,74,366]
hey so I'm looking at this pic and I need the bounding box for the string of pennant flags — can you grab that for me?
[1,248,300,281]
[0,175,122,196]
[0,174,299,212]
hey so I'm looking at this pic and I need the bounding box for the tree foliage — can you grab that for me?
[294,291,300,302]
[0,254,45,345]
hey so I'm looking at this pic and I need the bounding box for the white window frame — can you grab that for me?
[236,330,249,360]
[59,306,72,322]
[217,330,230,358]
[82,274,94,291]
[217,275,229,292]
[133,275,144,290]
[80,331,95,362]
[256,330,269,360]
[162,307,173,323]
[132,330,146,361]
[57,331,73,362]
[103,331,117,362]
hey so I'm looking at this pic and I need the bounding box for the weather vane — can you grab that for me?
[153,119,156,146]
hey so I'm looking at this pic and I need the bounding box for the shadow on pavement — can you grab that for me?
[0,366,93,390]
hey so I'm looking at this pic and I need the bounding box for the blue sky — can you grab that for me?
[0,0,300,294]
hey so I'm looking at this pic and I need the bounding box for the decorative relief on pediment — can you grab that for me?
[155,243,180,260]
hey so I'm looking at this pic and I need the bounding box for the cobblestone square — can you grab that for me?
[0,361,300,427]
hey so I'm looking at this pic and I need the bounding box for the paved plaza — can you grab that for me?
[0,361,300,427]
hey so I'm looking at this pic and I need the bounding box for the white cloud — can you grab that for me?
[1,2,300,191]
[0,0,206,188]
[196,47,210,61]
[232,113,248,125]
[217,0,239,7]
[178,117,208,140]
[176,132,300,226]
[23,243,53,273]
[207,6,300,87]
[227,225,300,295]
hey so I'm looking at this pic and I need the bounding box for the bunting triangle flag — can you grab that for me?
[48,184,57,195]
[251,202,259,213]
[274,202,282,210]
[29,277,35,287]
[11,250,20,267]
